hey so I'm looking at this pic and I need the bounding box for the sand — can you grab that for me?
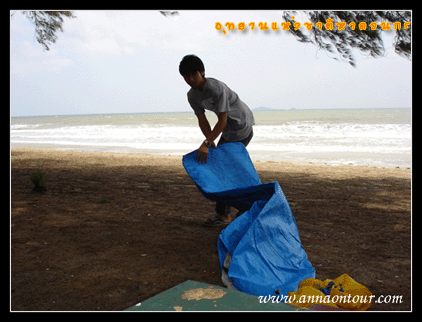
[11,148,411,311]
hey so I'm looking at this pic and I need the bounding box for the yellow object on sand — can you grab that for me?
[288,274,373,311]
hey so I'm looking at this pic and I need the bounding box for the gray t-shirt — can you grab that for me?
[187,77,255,142]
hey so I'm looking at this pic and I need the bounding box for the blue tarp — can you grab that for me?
[182,142,315,297]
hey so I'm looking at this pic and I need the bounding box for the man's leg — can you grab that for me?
[206,129,254,225]
[239,128,253,147]
[213,135,231,221]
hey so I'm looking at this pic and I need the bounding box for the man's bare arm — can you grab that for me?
[196,113,212,139]
[196,112,227,144]
[195,112,228,163]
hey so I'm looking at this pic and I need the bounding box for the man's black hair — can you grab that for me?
[179,54,205,77]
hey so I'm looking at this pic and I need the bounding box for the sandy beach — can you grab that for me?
[11,148,411,311]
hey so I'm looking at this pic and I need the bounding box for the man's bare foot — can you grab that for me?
[203,214,232,226]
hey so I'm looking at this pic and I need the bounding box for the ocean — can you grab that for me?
[11,108,411,168]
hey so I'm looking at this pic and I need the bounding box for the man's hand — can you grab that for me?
[196,142,209,164]
[196,141,216,163]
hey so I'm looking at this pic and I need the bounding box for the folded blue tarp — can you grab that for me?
[183,142,315,297]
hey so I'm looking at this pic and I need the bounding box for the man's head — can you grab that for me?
[179,54,205,77]
[179,55,206,89]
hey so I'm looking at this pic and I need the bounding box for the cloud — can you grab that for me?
[63,10,239,55]
[78,37,135,57]
[10,39,72,75]
[64,11,150,57]
[10,12,74,75]
[10,10,412,117]
[12,10,287,61]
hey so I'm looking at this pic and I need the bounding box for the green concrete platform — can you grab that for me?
[125,280,305,312]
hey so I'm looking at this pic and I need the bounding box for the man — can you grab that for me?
[179,54,255,226]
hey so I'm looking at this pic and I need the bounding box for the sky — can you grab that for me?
[10,10,412,117]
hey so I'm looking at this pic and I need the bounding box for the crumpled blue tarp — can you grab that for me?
[182,142,315,297]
